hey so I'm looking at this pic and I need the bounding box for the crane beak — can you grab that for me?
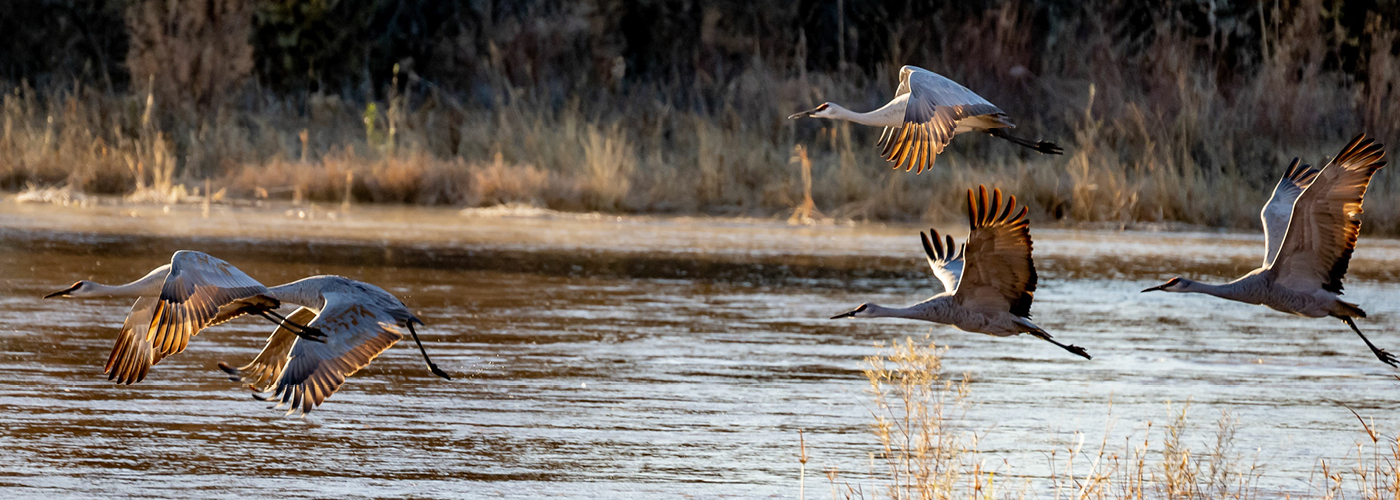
[831,303,869,319]
[788,107,820,120]
[44,283,80,299]
[1140,284,1166,293]
[830,308,860,319]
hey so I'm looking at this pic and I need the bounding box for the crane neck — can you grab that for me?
[1176,278,1254,302]
[71,265,170,298]
[267,278,327,310]
[826,102,904,127]
[863,299,951,322]
[75,281,151,298]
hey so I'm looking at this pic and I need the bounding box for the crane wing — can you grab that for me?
[103,297,169,385]
[1271,134,1386,294]
[1261,158,1320,267]
[953,186,1037,316]
[878,66,1004,174]
[217,307,319,393]
[920,228,964,293]
[147,251,269,357]
[256,297,404,415]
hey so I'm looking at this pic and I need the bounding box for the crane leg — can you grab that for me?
[407,322,453,380]
[1342,317,1398,367]
[987,128,1064,155]
[246,308,327,343]
[1027,331,1092,360]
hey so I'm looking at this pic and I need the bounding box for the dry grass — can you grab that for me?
[1313,408,1400,500]
[4,2,1400,234]
[1044,402,1262,500]
[807,338,1400,500]
[862,337,971,499]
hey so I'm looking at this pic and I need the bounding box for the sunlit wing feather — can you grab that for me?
[878,66,1004,174]
[218,307,318,393]
[261,298,404,415]
[1261,158,1319,267]
[953,186,1037,316]
[147,251,269,356]
[103,296,169,385]
[920,228,964,293]
[1271,134,1386,294]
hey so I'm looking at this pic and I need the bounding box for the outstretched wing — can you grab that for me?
[218,307,319,393]
[1271,134,1386,294]
[953,186,1037,317]
[257,297,404,415]
[1261,158,1320,267]
[878,66,1004,174]
[920,228,964,293]
[147,251,269,357]
[103,297,169,385]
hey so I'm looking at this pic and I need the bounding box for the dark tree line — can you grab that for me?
[1,1,1397,104]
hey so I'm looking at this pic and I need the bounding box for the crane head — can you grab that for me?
[830,303,870,319]
[1141,277,1186,293]
[43,281,87,299]
[788,103,831,120]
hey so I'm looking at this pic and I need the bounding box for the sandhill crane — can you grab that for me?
[44,251,326,384]
[218,275,451,415]
[788,65,1062,174]
[1143,134,1394,367]
[45,251,451,391]
[831,186,1090,359]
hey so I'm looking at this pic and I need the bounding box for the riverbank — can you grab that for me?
[7,195,1400,286]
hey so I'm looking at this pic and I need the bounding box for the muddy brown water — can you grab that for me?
[1,201,1399,497]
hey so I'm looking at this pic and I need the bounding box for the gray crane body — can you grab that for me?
[854,294,1044,338]
[1159,269,1362,319]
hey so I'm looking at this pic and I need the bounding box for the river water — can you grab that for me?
[1,201,1398,498]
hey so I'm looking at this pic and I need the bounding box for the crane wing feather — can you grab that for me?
[1271,135,1386,294]
[147,251,269,357]
[218,307,318,393]
[878,66,1004,174]
[920,229,964,293]
[256,297,404,415]
[1261,159,1320,267]
[104,297,169,385]
[953,186,1037,316]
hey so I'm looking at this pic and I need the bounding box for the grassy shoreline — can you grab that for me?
[8,196,1400,287]
[7,81,1397,234]
[5,1,1400,235]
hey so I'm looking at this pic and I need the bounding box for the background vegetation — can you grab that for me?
[4,0,1400,232]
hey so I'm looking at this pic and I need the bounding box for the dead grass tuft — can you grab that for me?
[807,340,1400,499]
